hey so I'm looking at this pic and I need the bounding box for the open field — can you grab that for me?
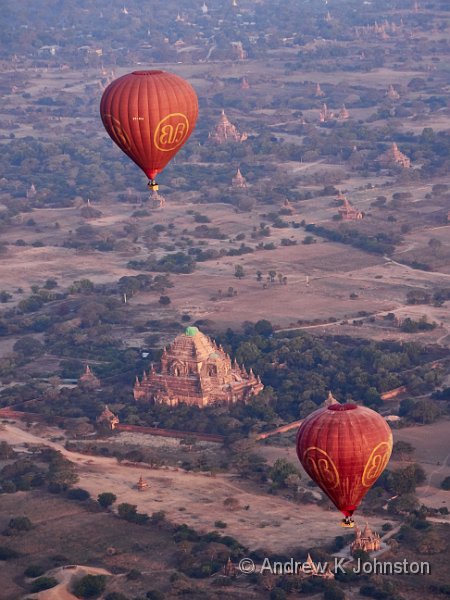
[3,422,392,555]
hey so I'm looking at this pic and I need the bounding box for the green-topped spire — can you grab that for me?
[185,326,199,337]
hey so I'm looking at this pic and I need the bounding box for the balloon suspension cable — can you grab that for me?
[147,179,159,191]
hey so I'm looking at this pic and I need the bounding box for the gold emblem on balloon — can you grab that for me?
[154,113,189,152]
[362,440,392,487]
[303,447,340,490]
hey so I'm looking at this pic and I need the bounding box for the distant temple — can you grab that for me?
[241,77,250,90]
[134,327,263,408]
[80,199,102,219]
[379,142,411,168]
[79,365,101,390]
[209,110,247,144]
[338,197,363,221]
[319,103,334,122]
[315,83,325,98]
[96,405,119,430]
[297,554,334,579]
[351,523,381,554]
[136,476,149,491]
[26,183,37,200]
[223,557,237,577]
[232,168,248,189]
[338,105,350,121]
[386,84,400,101]
[323,391,339,407]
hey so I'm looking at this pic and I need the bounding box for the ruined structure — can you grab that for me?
[208,110,247,143]
[338,197,363,221]
[232,168,248,189]
[96,405,119,430]
[379,142,411,168]
[351,523,381,554]
[134,327,263,408]
[79,365,101,390]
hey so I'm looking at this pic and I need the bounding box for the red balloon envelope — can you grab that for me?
[100,70,198,186]
[296,404,392,517]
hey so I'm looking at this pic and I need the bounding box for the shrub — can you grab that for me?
[24,564,46,578]
[72,574,107,598]
[30,577,58,593]
[67,488,90,501]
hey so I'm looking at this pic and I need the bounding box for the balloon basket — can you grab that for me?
[148,182,159,191]
[340,521,355,528]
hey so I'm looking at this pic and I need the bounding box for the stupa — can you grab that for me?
[351,523,381,554]
[96,405,119,430]
[386,84,400,101]
[79,365,101,390]
[232,168,248,189]
[208,110,247,144]
[338,197,363,221]
[378,143,411,168]
[134,327,263,407]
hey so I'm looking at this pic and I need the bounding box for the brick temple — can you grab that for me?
[208,110,247,143]
[134,327,263,408]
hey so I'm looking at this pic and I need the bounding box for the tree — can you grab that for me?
[72,574,107,599]
[393,440,415,461]
[8,516,32,531]
[428,238,442,256]
[30,577,58,593]
[234,265,245,279]
[13,337,44,357]
[269,459,301,489]
[97,492,117,509]
[440,476,450,491]
[159,295,171,305]
[67,488,90,501]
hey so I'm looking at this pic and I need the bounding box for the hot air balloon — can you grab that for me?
[100,70,198,191]
[296,402,392,527]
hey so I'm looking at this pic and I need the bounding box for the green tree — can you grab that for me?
[234,265,245,279]
[97,492,117,508]
[269,459,301,489]
[72,574,107,599]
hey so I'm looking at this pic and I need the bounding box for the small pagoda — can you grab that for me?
[386,84,400,101]
[134,327,263,408]
[208,110,247,144]
[136,476,149,491]
[338,105,350,121]
[232,168,248,189]
[297,553,334,579]
[223,557,237,577]
[351,523,381,554]
[323,391,339,407]
[315,83,325,98]
[378,143,411,168]
[319,103,334,122]
[240,77,250,90]
[96,405,119,431]
[338,197,363,221]
[79,365,101,390]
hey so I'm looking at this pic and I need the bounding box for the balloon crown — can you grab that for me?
[328,404,358,412]
[132,70,164,76]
